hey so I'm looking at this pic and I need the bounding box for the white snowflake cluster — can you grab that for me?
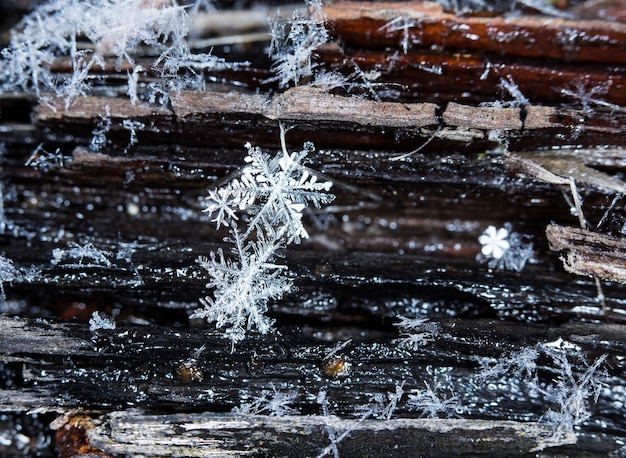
[233,385,298,416]
[478,223,533,271]
[267,0,329,88]
[393,315,439,351]
[193,127,334,345]
[89,311,116,332]
[0,0,229,105]
[477,341,607,434]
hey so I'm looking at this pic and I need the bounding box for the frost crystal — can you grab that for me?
[0,254,17,301]
[379,17,416,54]
[476,341,608,434]
[393,315,439,350]
[478,223,533,272]
[407,382,463,418]
[0,0,229,104]
[51,241,113,267]
[560,79,619,115]
[233,386,298,416]
[539,345,607,433]
[317,390,373,458]
[89,311,116,332]
[498,76,529,107]
[193,126,334,345]
[267,0,329,87]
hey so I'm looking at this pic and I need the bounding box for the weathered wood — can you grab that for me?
[2,1,626,455]
[33,88,626,153]
[85,412,576,457]
[323,1,626,65]
[547,223,626,283]
[2,315,625,413]
[2,314,625,454]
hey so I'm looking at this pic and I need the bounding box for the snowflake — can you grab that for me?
[89,311,116,332]
[233,385,298,416]
[478,223,534,272]
[267,0,329,88]
[393,315,439,351]
[193,126,334,345]
[407,382,463,419]
[479,225,510,260]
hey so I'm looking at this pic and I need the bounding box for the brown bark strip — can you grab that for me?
[323,1,626,65]
[546,223,626,283]
[34,88,626,152]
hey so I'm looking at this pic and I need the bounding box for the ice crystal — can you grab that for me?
[476,341,608,434]
[90,109,112,151]
[560,79,619,115]
[317,390,373,458]
[379,17,416,54]
[407,382,463,418]
[193,126,334,345]
[498,76,529,107]
[205,134,334,243]
[89,311,116,332]
[267,0,329,88]
[539,345,607,433]
[381,382,406,420]
[0,254,17,301]
[478,223,533,272]
[393,315,439,350]
[0,0,229,104]
[233,385,298,416]
[51,241,113,267]
[477,346,539,382]
[479,225,510,259]
[25,145,64,172]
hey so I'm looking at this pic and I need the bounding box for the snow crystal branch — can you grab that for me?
[233,385,299,416]
[0,0,232,104]
[267,0,329,87]
[393,315,439,350]
[317,390,373,458]
[379,17,417,54]
[51,241,113,267]
[193,125,334,345]
[407,381,463,418]
[477,340,608,434]
[559,79,620,115]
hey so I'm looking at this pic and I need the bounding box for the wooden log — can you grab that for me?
[85,412,576,457]
[323,1,626,65]
[33,88,626,153]
[2,315,625,454]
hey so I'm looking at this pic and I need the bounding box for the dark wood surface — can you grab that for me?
[1,0,626,456]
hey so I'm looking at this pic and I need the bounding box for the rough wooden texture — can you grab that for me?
[33,88,626,152]
[547,223,626,283]
[86,412,576,457]
[2,0,626,456]
[318,1,626,106]
[323,1,626,65]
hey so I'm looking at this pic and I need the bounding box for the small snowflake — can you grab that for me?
[478,225,510,260]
